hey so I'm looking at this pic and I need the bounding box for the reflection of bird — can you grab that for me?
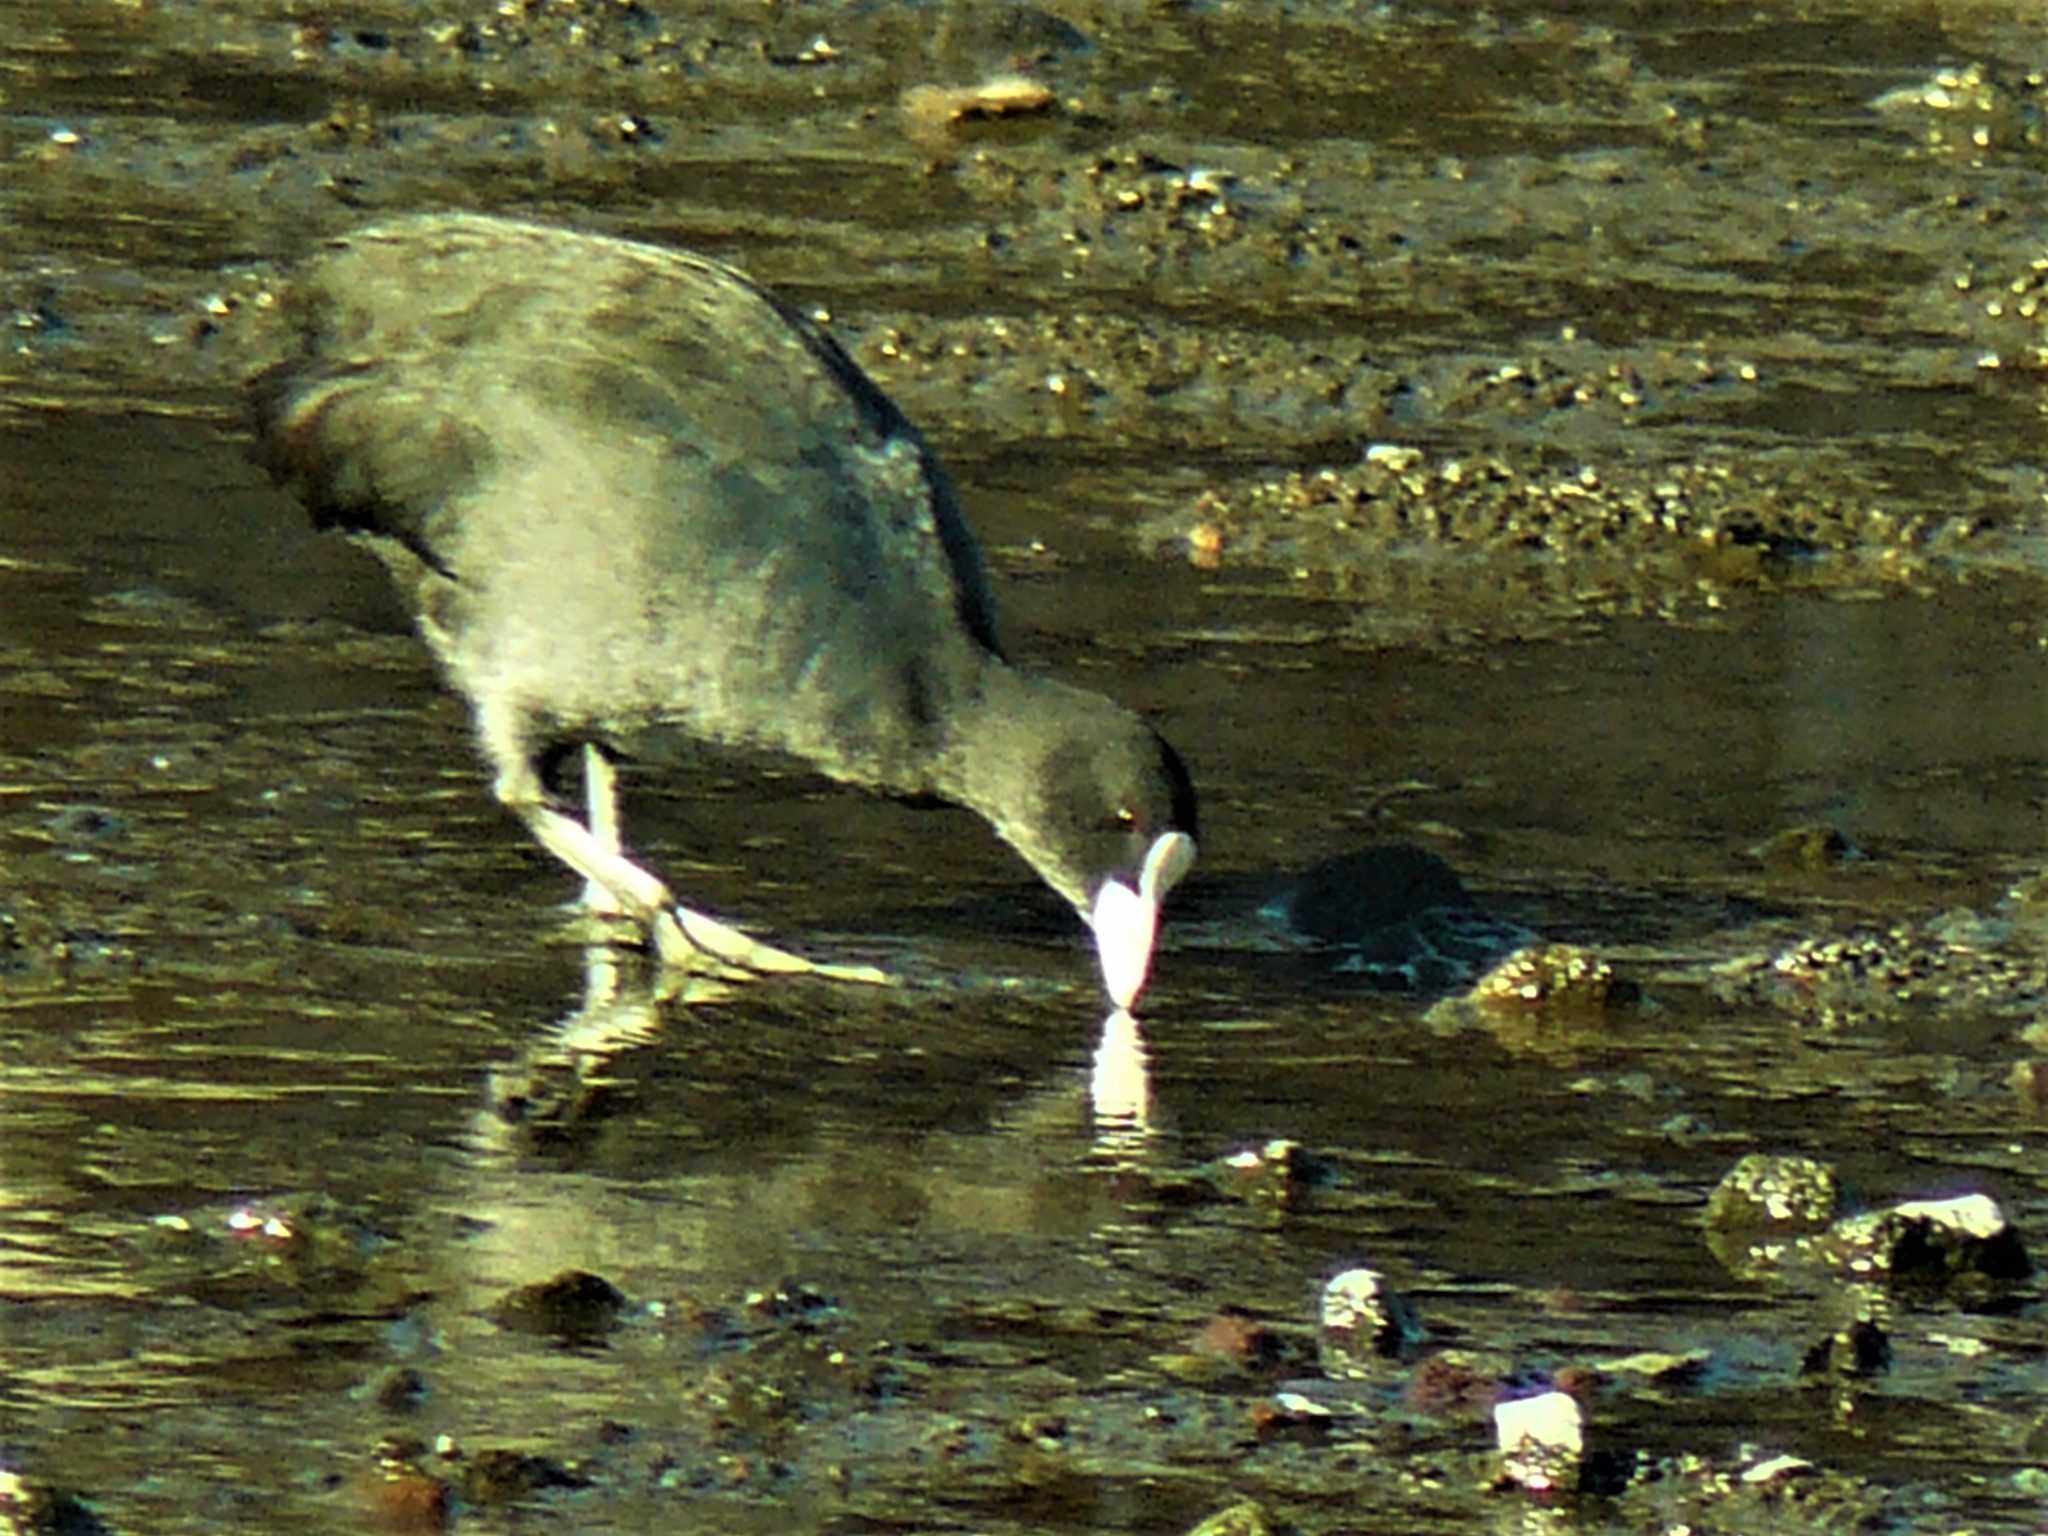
[253,214,1196,1006]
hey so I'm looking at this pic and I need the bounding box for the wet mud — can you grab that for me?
[5,1,2048,1531]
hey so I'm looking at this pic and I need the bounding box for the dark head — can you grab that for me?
[959,679,1197,1010]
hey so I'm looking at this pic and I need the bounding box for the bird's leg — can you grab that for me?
[575,743,629,1008]
[580,743,623,916]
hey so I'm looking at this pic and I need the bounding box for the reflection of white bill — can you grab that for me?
[1089,1006,1152,1137]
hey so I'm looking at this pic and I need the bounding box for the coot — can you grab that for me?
[253,214,1196,1008]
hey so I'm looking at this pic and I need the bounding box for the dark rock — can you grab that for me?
[1818,1194,2031,1295]
[0,1474,111,1536]
[491,1269,629,1344]
[456,1449,588,1506]
[1747,822,1860,873]
[1801,1317,1890,1379]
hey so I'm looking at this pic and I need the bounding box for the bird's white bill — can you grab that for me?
[1091,831,1197,1010]
[1139,830,1196,905]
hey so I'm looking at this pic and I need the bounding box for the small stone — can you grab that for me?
[1193,1307,1283,1368]
[2008,1059,2048,1111]
[1182,1499,1272,1536]
[1209,1138,1318,1213]
[902,73,1055,146]
[1317,1266,1423,1377]
[1741,1453,1816,1485]
[1404,1351,1498,1415]
[356,1468,450,1533]
[1598,1347,1711,1386]
[1494,1389,1584,1492]
[372,1366,431,1415]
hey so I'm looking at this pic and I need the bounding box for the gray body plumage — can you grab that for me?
[263,215,997,799]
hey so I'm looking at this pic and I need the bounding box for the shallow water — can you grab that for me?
[6,1,2048,1532]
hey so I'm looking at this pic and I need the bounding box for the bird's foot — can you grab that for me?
[651,906,894,986]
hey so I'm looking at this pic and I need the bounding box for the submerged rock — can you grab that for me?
[1259,845,1532,991]
[1704,1153,1843,1277]
[1266,845,1473,943]
[1468,943,1627,1013]
[1711,910,2047,1033]
[1425,941,1638,1049]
